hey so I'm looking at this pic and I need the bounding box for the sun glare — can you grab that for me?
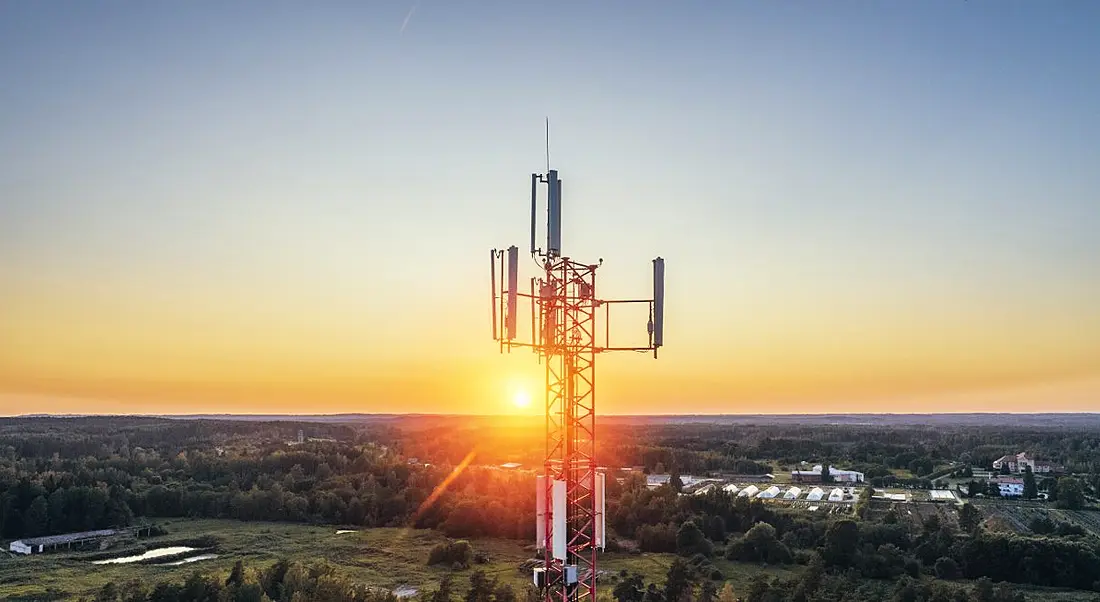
[512,389,532,409]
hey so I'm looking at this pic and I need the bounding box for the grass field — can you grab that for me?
[0,519,797,601]
[5,517,1099,602]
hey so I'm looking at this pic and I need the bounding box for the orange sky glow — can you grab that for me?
[2,4,1098,416]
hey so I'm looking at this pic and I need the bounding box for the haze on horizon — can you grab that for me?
[1,2,1098,417]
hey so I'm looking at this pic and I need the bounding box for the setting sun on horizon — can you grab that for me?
[1,2,1098,416]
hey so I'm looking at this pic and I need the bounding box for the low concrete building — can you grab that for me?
[8,529,120,555]
[791,465,864,483]
[994,477,1024,497]
[929,490,957,502]
[10,540,32,554]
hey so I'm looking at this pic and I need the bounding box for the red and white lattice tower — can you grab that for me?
[490,160,665,602]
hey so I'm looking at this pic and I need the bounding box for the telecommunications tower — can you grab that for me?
[489,149,665,602]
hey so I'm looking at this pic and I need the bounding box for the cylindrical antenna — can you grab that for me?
[545,117,550,172]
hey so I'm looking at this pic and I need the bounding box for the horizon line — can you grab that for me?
[5,411,1100,419]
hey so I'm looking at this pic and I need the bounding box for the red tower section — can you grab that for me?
[490,165,665,602]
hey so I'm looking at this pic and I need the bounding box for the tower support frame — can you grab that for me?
[490,165,664,602]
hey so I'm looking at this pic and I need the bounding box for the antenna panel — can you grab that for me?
[506,246,519,340]
[530,174,538,255]
[490,250,498,340]
[652,257,665,347]
[551,479,567,561]
[547,170,562,256]
[594,472,606,550]
[535,475,547,550]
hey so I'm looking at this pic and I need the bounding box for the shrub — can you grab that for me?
[428,539,473,568]
[934,556,960,580]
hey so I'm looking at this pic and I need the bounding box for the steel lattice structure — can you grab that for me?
[490,165,664,602]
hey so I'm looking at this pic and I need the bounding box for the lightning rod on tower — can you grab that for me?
[488,137,665,602]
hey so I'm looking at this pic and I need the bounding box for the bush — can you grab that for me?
[725,522,794,565]
[637,523,678,553]
[428,540,473,568]
[676,520,714,557]
[709,568,723,581]
[934,556,960,580]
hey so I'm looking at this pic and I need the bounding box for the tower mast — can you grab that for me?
[489,141,665,602]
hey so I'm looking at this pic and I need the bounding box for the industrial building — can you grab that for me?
[806,487,826,501]
[645,474,707,490]
[9,529,121,555]
[828,488,845,502]
[791,465,865,483]
[722,484,740,495]
[783,486,802,500]
[738,485,760,498]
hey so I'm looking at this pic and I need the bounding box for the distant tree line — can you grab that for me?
[0,418,534,542]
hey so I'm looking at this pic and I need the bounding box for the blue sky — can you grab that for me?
[1,1,1098,414]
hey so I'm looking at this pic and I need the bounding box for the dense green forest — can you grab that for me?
[4,416,1100,601]
[402,418,1100,480]
[0,417,536,541]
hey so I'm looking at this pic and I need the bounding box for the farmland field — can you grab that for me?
[0,519,799,601]
[975,502,1100,537]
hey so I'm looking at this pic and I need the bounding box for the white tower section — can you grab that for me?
[551,479,567,561]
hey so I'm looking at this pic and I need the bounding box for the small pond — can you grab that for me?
[92,546,198,564]
[165,553,219,566]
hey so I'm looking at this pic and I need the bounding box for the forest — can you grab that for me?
[2,416,1100,602]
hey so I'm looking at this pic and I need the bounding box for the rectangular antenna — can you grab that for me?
[551,479,567,561]
[530,174,538,255]
[594,472,606,550]
[535,475,546,550]
[530,277,537,354]
[506,246,519,340]
[547,170,561,257]
[490,250,498,341]
[653,257,665,347]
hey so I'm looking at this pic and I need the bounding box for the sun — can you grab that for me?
[512,389,532,409]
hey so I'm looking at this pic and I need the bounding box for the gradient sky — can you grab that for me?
[2,1,1098,415]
